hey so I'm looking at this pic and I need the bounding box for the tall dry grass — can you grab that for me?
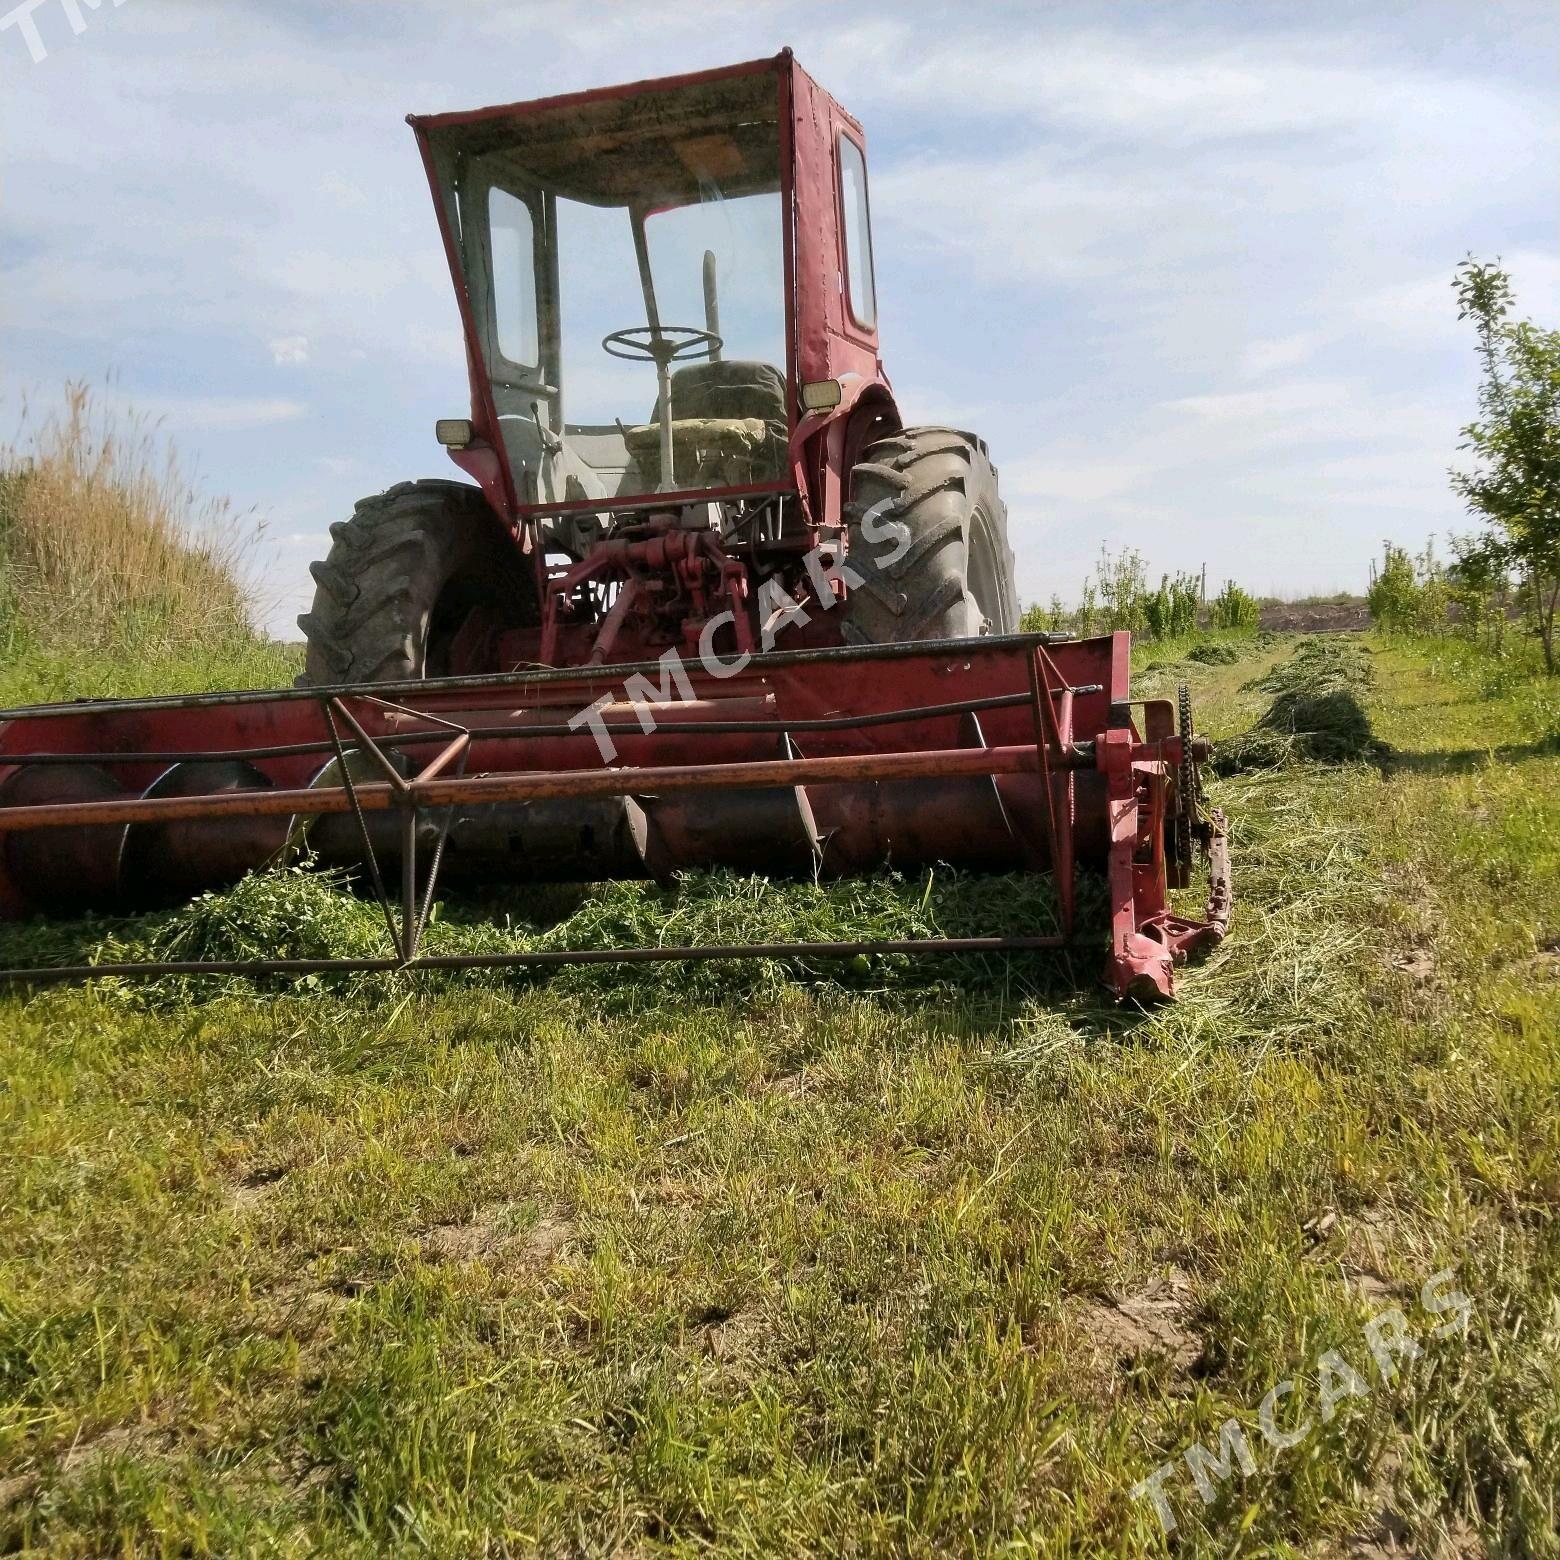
[0,384,266,654]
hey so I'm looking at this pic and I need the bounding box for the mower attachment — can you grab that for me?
[0,633,1229,1000]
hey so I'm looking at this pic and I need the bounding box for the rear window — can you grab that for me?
[839,135,877,330]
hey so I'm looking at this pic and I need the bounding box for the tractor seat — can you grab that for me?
[622,418,775,489]
[654,359,787,425]
[632,358,788,490]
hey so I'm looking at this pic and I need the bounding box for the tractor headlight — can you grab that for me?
[800,379,843,413]
[436,419,475,449]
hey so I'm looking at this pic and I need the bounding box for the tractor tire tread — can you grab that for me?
[840,427,1017,647]
[298,479,533,687]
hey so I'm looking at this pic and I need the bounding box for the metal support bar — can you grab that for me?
[1026,649,1068,935]
[326,693,475,964]
[400,800,419,961]
[330,698,409,795]
[0,690,1105,770]
[321,699,401,955]
[0,744,1093,836]
[0,631,1093,725]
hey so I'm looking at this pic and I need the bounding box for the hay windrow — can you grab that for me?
[1215,636,1388,773]
[1186,640,1240,665]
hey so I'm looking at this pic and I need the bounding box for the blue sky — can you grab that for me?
[3,0,1558,635]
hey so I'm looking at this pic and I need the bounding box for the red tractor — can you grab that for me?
[0,53,1229,1001]
[298,52,1017,684]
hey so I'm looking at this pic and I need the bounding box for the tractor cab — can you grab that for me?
[413,54,884,546]
[302,55,1009,679]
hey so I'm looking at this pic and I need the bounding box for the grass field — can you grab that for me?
[2,630,1556,1556]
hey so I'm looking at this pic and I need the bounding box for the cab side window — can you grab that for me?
[489,186,540,370]
[838,135,877,331]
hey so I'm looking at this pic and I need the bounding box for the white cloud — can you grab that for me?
[136,397,309,432]
[270,335,310,366]
[1241,333,1322,378]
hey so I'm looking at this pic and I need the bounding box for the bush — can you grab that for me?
[1024,548,1196,642]
[1021,552,1262,646]
[1367,543,1422,633]
[1090,545,1149,635]
[1019,594,1070,634]
[1144,571,1201,640]
[1209,580,1260,633]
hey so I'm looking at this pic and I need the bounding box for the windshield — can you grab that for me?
[446,71,788,508]
[560,191,784,427]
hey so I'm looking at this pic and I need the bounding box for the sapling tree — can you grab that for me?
[1451,259,1560,672]
[1209,580,1260,633]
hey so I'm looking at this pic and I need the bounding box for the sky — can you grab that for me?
[3,0,1558,636]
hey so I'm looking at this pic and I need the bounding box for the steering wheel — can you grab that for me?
[602,325,722,365]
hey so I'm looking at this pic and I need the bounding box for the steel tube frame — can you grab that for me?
[0,634,1230,997]
[0,743,1088,836]
[0,631,1087,725]
[0,689,1105,770]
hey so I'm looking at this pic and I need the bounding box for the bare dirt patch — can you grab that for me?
[1526,934,1560,979]
[421,1205,574,1266]
[696,1304,769,1370]
[1344,1510,1412,1556]
[0,1421,176,1517]
[755,1069,811,1098]
[60,1422,173,1476]
[1261,602,1372,633]
[1391,948,1438,984]
[1340,1263,1400,1303]
[1344,1513,1486,1559]
[1072,1269,1202,1375]
[228,1166,287,1210]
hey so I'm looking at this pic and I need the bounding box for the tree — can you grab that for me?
[1367,542,1423,634]
[1450,259,1560,672]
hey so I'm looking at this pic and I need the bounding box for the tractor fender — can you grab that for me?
[788,374,900,530]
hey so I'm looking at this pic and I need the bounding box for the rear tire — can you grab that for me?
[841,427,1017,645]
[298,481,535,686]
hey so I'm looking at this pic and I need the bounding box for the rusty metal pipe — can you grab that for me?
[330,699,409,793]
[0,743,1097,835]
[0,632,1090,725]
[413,732,472,785]
[0,690,1104,769]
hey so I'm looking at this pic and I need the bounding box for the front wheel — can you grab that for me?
[298,481,535,686]
[840,426,1018,645]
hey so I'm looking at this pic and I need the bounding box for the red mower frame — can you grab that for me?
[0,633,1230,1000]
